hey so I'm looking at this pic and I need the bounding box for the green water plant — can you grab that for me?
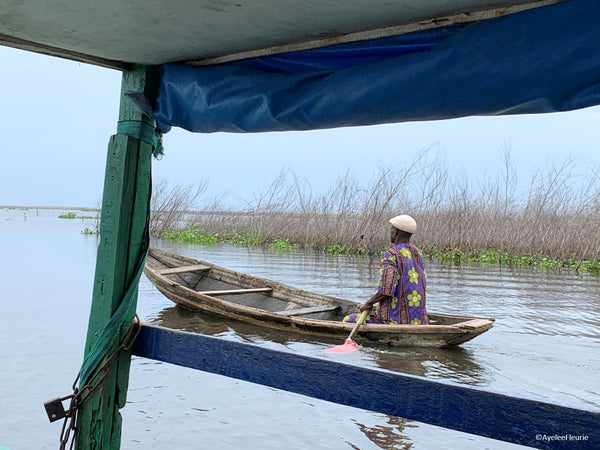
[324,243,365,256]
[163,227,218,244]
[59,212,77,219]
[570,259,600,275]
[268,239,298,252]
[227,231,262,246]
[324,244,345,255]
[429,248,465,264]
[426,247,600,273]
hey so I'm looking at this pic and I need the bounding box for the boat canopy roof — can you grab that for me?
[0,1,561,68]
[153,0,600,133]
[3,0,599,133]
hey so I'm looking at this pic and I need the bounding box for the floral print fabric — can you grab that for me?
[344,243,428,325]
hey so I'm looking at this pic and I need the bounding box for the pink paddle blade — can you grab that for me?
[324,339,361,354]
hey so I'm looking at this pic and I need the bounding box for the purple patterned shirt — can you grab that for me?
[375,243,428,324]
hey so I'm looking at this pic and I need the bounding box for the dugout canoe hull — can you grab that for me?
[144,247,494,348]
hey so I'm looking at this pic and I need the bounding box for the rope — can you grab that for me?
[78,179,151,387]
[117,120,164,158]
[77,250,145,385]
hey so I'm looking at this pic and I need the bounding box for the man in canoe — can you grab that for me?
[344,214,428,325]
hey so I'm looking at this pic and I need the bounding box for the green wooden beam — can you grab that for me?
[75,64,158,450]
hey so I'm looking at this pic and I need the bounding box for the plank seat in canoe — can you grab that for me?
[275,304,340,316]
[457,318,492,330]
[158,264,212,275]
[198,287,273,296]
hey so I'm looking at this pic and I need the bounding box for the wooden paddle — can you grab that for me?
[325,309,369,354]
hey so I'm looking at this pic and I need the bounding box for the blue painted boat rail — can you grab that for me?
[132,324,599,448]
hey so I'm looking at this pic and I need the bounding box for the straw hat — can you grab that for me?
[389,214,417,233]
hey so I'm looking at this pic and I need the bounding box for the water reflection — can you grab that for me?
[142,241,600,411]
[352,415,416,450]
[373,347,490,385]
[154,305,491,384]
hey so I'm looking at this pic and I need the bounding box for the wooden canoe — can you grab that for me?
[144,247,494,348]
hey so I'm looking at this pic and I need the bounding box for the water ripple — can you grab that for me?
[147,241,600,411]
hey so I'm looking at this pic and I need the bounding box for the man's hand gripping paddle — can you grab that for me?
[325,309,368,354]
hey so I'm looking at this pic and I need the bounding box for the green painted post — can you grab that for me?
[75,64,158,449]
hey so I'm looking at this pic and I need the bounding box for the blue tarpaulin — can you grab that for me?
[154,0,600,134]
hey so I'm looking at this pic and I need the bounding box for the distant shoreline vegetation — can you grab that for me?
[57,210,100,235]
[147,150,600,275]
[23,149,599,274]
[58,211,97,220]
[157,225,600,274]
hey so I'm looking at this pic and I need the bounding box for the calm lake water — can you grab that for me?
[1,207,599,449]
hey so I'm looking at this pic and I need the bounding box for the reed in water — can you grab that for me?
[150,149,600,273]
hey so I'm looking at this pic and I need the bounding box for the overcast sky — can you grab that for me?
[2,45,600,209]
